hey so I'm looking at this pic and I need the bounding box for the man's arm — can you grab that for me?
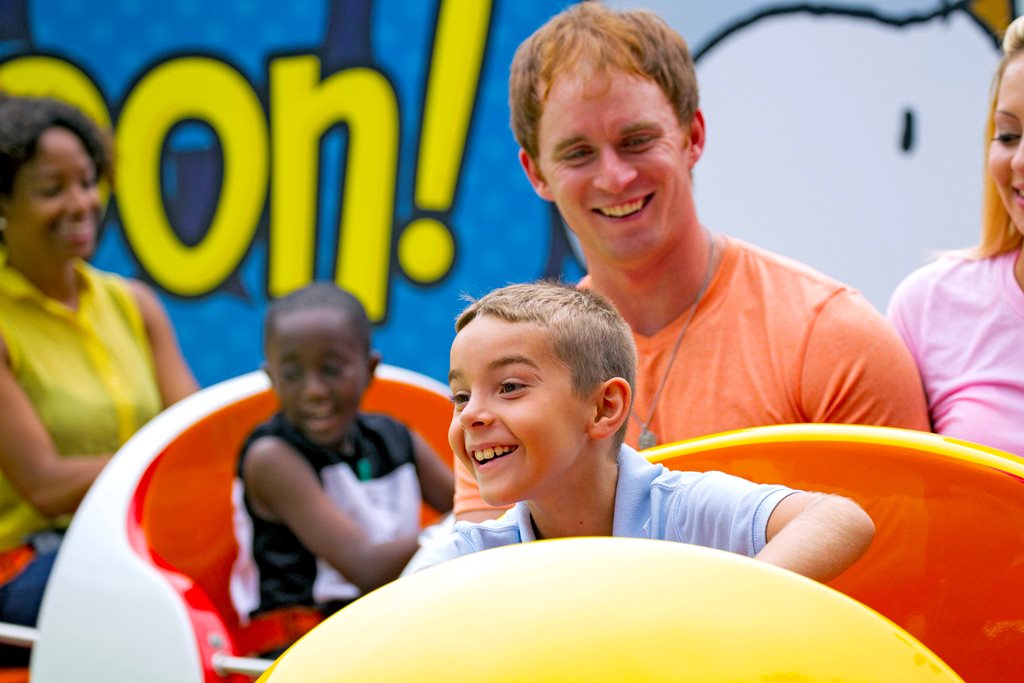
[801,290,929,430]
[755,492,874,582]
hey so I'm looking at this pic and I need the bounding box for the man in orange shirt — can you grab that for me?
[455,3,928,521]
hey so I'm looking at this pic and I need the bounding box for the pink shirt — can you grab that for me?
[888,251,1024,456]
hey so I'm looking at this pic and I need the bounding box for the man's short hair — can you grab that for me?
[264,282,372,355]
[509,2,698,160]
[455,281,636,445]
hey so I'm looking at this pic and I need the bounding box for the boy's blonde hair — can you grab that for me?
[455,281,636,446]
[509,2,698,161]
[977,15,1024,258]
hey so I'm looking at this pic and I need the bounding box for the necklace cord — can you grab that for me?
[630,231,717,446]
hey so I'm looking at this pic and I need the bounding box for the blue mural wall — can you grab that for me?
[0,0,583,387]
[0,0,1012,387]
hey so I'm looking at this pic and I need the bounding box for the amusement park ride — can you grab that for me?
[1,365,1022,681]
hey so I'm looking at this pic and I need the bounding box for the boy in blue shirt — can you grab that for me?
[415,281,873,580]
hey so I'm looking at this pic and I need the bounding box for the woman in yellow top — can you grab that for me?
[0,93,197,660]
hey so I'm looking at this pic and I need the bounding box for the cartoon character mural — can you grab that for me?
[0,1,1012,387]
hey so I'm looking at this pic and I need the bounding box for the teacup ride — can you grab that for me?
[257,536,963,682]
[260,424,1024,682]
[7,372,1021,682]
[15,365,453,682]
[645,424,1024,683]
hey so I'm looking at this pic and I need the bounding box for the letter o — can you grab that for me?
[117,57,267,296]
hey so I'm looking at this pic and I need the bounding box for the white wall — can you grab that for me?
[613,2,1001,310]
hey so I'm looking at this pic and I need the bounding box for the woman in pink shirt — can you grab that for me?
[888,17,1024,457]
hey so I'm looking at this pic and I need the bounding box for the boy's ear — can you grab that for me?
[366,350,381,380]
[587,377,631,441]
[261,360,280,395]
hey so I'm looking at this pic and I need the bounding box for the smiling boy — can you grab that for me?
[415,281,874,581]
[231,283,453,656]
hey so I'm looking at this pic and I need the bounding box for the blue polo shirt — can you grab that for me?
[413,446,797,571]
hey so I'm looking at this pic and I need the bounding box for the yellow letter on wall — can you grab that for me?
[0,55,110,128]
[269,56,398,320]
[117,57,267,296]
[0,56,113,204]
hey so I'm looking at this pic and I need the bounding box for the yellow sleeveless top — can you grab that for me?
[0,255,162,550]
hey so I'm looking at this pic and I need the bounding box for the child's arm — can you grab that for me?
[410,432,455,514]
[242,437,419,593]
[754,492,874,583]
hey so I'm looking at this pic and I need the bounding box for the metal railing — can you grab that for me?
[0,623,38,649]
[211,652,274,678]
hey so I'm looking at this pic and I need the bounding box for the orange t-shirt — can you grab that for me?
[454,236,929,516]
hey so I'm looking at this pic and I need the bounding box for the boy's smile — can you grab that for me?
[471,444,517,463]
[265,307,377,450]
[447,316,597,508]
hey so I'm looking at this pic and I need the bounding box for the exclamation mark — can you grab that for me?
[399,0,493,284]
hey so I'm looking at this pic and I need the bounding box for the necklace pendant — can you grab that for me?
[638,428,658,450]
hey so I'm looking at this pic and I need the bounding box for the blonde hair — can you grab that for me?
[509,2,698,161]
[455,281,636,447]
[977,15,1024,257]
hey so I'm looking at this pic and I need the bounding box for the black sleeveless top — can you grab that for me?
[235,411,419,616]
